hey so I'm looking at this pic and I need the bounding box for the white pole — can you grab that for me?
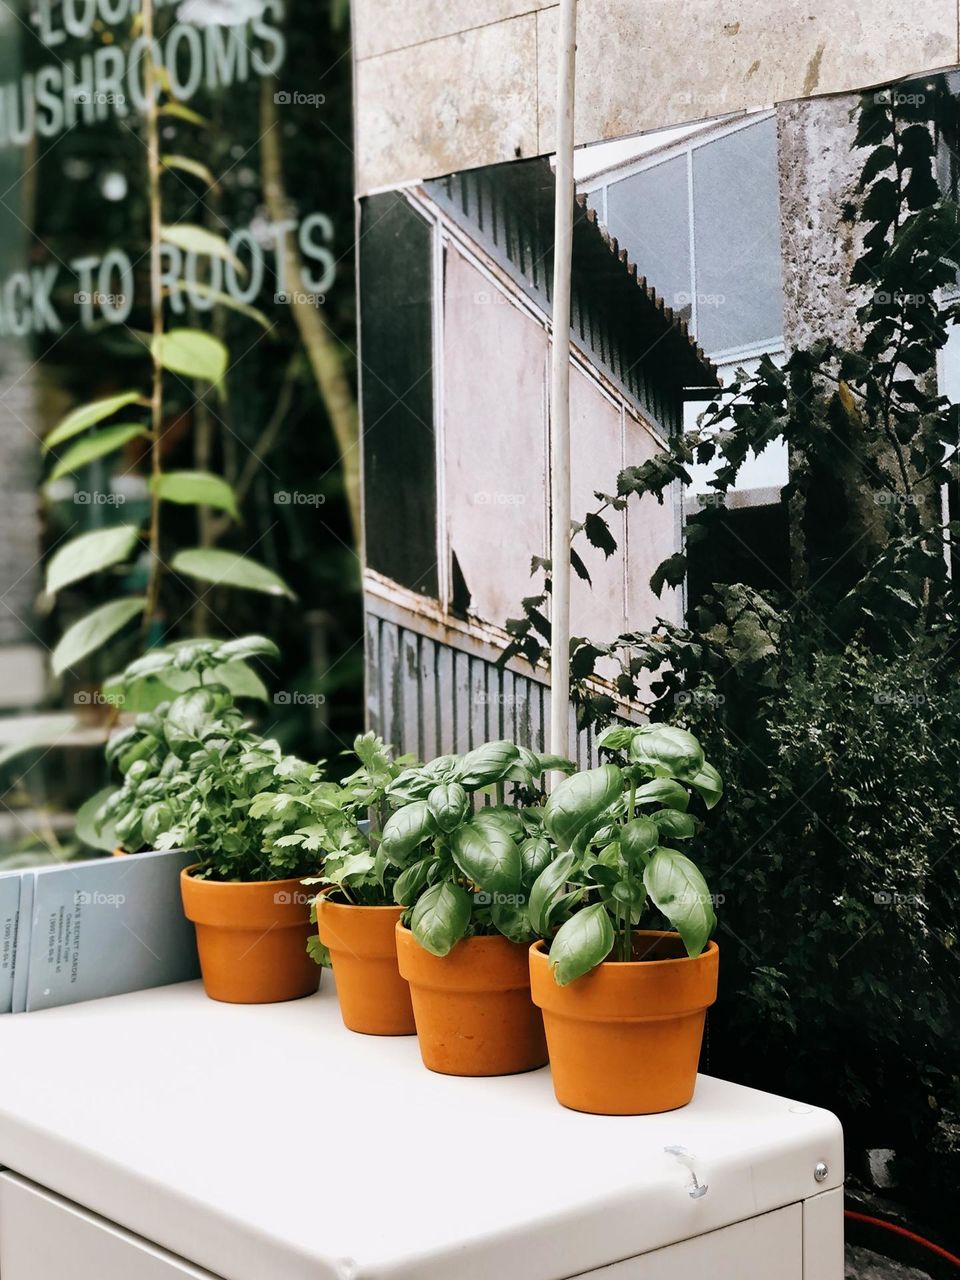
[549,0,578,765]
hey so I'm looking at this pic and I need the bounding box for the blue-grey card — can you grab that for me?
[13,849,200,1013]
[0,873,21,1015]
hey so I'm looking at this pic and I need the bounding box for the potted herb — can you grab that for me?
[527,723,722,1114]
[98,638,324,1005]
[381,740,574,1077]
[252,733,421,1036]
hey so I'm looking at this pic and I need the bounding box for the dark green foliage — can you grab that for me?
[500,74,960,1193]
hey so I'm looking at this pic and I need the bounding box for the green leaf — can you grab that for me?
[450,817,522,895]
[458,740,520,787]
[548,902,615,985]
[151,471,239,518]
[0,715,78,771]
[393,856,433,906]
[410,881,472,957]
[651,809,698,840]
[688,761,723,809]
[519,835,552,885]
[426,782,470,833]
[544,763,622,851]
[43,391,143,453]
[535,753,577,775]
[165,280,270,330]
[380,801,436,862]
[153,329,228,383]
[633,777,690,811]
[170,548,295,598]
[47,423,147,481]
[161,155,218,188]
[45,526,140,595]
[629,726,705,780]
[619,816,659,862]
[161,224,243,273]
[52,597,145,676]
[158,101,209,127]
[528,850,578,935]
[216,635,279,663]
[75,786,119,852]
[202,659,268,702]
[643,847,716,956]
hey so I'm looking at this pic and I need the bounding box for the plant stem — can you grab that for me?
[143,0,164,632]
[622,782,636,960]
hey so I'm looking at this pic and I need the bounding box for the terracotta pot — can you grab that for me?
[316,897,415,1035]
[396,924,547,1076]
[530,931,719,1115]
[180,867,320,1004]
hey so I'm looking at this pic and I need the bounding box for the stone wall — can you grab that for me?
[351,0,959,193]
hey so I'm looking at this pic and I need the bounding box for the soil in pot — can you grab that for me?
[180,867,320,1004]
[317,897,415,1035]
[395,924,548,1076]
[529,930,719,1115]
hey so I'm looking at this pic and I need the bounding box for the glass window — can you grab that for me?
[604,155,691,323]
[359,193,438,598]
[691,118,784,353]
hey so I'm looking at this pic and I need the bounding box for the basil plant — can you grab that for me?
[529,723,723,985]
[380,741,575,957]
[254,732,418,909]
[96,636,325,882]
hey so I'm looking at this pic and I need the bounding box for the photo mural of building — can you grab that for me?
[359,156,717,761]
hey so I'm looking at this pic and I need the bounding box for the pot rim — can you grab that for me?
[529,930,719,970]
[181,864,310,889]
[318,891,404,912]
[395,922,530,951]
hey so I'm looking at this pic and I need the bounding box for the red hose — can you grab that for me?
[845,1209,960,1268]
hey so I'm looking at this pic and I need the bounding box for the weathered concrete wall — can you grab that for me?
[352,0,959,193]
[777,95,869,354]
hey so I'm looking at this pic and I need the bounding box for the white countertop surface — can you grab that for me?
[0,979,843,1280]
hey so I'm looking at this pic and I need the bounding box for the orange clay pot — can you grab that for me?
[316,897,415,1036]
[396,924,548,1077]
[530,931,719,1115]
[180,867,320,1004]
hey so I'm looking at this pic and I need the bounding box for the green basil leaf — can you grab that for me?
[410,881,472,956]
[643,847,716,956]
[426,782,470,833]
[633,777,690,811]
[393,855,433,906]
[688,761,724,809]
[620,816,660,862]
[470,805,525,839]
[380,800,436,863]
[548,902,615,985]
[450,817,522,895]
[528,850,579,935]
[628,726,705,780]
[519,835,552,885]
[651,808,698,840]
[544,763,622,851]
[458,740,520,787]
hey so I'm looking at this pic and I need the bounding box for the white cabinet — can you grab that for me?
[0,1174,222,1280]
[570,1204,802,1280]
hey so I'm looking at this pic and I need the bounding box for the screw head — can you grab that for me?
[814,1161,829,1183]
